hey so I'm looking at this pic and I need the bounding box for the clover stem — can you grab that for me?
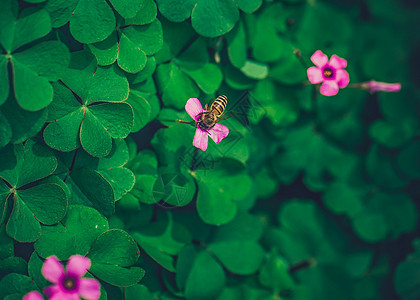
[177,34,199,57]
[190,148,198,171]
[158,119,191,125]
[63,148,79,182]
[288,258,317,273]
[293,48,308,69]
[347,83,363,89]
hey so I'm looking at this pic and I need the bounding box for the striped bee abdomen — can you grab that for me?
[210,95,227,117]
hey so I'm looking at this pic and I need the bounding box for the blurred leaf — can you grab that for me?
[225,21,247,68]
[366,144,407,190]
[234,0,262,14]
[397,140,420,179]
[240,60,268,80]
[191,0,239,38]
[156,62,200,109]
[180,246,226,300]
[133,212,192,272]
[394,240,420,300]
[155,0,195,22]
[259,250,295,293]
[125,284,153,300]
[195,159,252,225]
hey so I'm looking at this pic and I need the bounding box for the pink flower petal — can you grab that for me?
[320,81,339,96]
[193,128,208,151]
[43,285,61,299]
[328,54,347,69]
[336,69,350,88]
[44,285,80,300]
[311,50,328,68]
[23,291,44,300]
[67,255,91,278]
[78,278,101,300]
[42,256,65,284]
[208,124,229,144]
[307,66,324,84]
[185,98,204,121]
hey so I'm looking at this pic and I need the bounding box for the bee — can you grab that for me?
[195,95,228,132]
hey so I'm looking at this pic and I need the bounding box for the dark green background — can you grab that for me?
[0,0,419,299]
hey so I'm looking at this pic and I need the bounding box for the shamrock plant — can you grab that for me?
[0,0,70,111]
[0,140,67,242]
[53,139,135,216]
[43,51,133,157]
[89,15,162,73]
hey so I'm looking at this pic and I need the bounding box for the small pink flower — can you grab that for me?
[362,80,401,93]
[185,98,229,151]
[307,50,350,96]
[42,255,100,300]
[24,291,44,300]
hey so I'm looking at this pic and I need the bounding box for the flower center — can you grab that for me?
[323,67,334,78]
[63,276,77,291]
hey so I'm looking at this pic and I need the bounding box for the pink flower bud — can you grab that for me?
[362,80,401,93]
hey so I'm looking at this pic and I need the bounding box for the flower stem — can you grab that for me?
[288,258,317,273]
[294,49,308,69]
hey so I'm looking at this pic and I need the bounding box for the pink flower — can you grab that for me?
[42,255,100,300]
[307,50,350,96]
[185,98,229,151]
[362,80,401,93]
[24,291,44,300]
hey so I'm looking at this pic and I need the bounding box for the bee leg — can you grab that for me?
[195,112,204,120]
[176,120,191,124]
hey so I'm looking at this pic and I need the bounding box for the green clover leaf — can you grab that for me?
[323,182,418,243]
[155,0,196,22]
[156,0,240,38]
[272,122,345,190]
[0,273,39,299]
[176,245,226,299]
[125,285,154,300]
[43,51,133,157]
[88,17,163,74]
[45,0,116,43]
[263,200,373,300]
[132,212,192,272]
[0,112,11,150]
[0,141,67,242]
[34,205,109,260]
[0,1,70,111]
[394,240,420,300]
[0,95,48,145]
[207,212,265,275]
[122,148,160,206]
[258,249,296,294]
[53,139,135,216]
[155,32,221,109]
[87,229,145,287]
[194,159,252,225]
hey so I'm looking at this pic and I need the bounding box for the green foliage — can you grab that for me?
[0,0,419,299]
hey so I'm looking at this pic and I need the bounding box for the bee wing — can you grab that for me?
[216,112,234,122]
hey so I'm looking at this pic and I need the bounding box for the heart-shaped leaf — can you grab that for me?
[34,205,109,260]
[88,229,145,287]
